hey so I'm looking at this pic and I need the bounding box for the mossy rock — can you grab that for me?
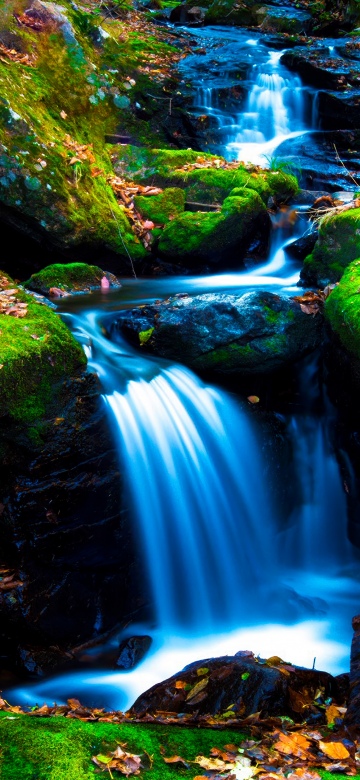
[25,262,119,295]
[0,273,86,426]
[118,289,323,375]
[133,187,185,225]
[325,259,360,361]
[157,190,269,267]
[0,0,182,269]
[113,146,299,206]
[301,207,360,286]
[205,0,260,25]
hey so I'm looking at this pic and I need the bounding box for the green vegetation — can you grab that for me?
[134,188,185,225]
[139,327,154,344]
[0,0,180,267]
[303,207,360,285]
[113,147,299,205]
[0,275,85,426]
[0,712,248,780]
[25,262,112,294]
[157,191,267,265]
[325,258,360,357]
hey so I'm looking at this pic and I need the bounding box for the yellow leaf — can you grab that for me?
[186,677,209,701]
[319,741,350,760]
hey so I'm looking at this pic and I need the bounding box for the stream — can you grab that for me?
[6,26,360,712]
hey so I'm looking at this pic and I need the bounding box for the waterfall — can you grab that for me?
[104,364,274,632]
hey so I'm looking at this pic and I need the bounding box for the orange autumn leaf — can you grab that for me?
[175,680,188,689]
[325,704,344,725]
[274,732,310,758]
[319,741,350,760]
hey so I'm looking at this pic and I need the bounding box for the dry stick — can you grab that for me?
[333,143,360,189]
[111,208,137,279]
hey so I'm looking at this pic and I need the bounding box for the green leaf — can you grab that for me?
[95,754,112,764]
[241,672,250,681]
[197,667,209,676]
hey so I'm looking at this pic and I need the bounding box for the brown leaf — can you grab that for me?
[163,755,190,767]
[247,395,260,404]
[319,741,350,760]
[274,733,311,759]
[174,680,188,689]
[325,704,344,725]
[195,756,236,771]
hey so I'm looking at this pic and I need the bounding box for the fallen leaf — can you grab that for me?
[319,741,350,760]
[274,732,311,759]
[162,755,190,767]
[247,396,260,404]
[186,677,209,701]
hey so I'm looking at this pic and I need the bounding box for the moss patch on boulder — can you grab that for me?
[112,146,299,206]
[25,262,118,295]
[0,272,85,426]
[134,187,185,225]
[157,190,268,267]
[301,207,360,286]
[325,258,360,359]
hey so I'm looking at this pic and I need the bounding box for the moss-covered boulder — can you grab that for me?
[117,289,323,375]
[112,147,299,206]
[325,259,360,359]
[157,190,269,268]
[0,0,185,272]
[133,187,185,225]
[301,207,360,287]
[0,272,85,426]
[25,262,120,295]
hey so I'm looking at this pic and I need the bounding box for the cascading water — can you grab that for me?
[191,34,315,164]
[5,31,359,713]
[105,365,274,631]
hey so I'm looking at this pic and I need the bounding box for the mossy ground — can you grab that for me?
[303,207,360,285]
[0,0,180,266]
[0,712,348,780]
[25,262,110,293]
[0,275,85,427]
[325,258,360,357]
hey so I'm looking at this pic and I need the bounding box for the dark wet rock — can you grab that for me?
[130,654,343,719]
[286,231,318,262]
[115,290,323,376]
[345,615,360,733]
[256,6,312,34]
[170,4,207,23]
[293,190,330,206]
[275,131,360,192]
[317,90,360,130]
[116,635,152,669]
[0,371,146,672]
[281,48,357,91]
[302,207,360,286]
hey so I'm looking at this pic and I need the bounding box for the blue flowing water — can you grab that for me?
[6,33,360,711]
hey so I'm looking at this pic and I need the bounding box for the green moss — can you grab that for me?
[134,188,185,225]
[0,711,249,780]
[303,207,360,285]
[139,327,155,345]
[25,262,108,294]
[158,191,267,264]
[112,147,298,206]
[193,342,257,371]
[205,0,259,25]
[325,258,360,358]
[0,277,85,425]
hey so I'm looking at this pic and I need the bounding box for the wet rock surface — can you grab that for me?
[0,371,146,674]
[115,290,323,375]
[130,652,345,719]
[116,635,152,669]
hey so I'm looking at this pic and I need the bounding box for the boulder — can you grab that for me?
[25,262,120,296]
[256,5,312,34]
[117,290,323,375]
[116,635,152,669]
[344,615,360,733]
[325,258,360,359]
[130,653,343,720]
[301,206,360,286]
[157,190,270,268]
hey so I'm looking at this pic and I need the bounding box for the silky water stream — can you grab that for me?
[7,33,360,711]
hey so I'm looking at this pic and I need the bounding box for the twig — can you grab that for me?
[111,208,137,279]
[333,143,360,189]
